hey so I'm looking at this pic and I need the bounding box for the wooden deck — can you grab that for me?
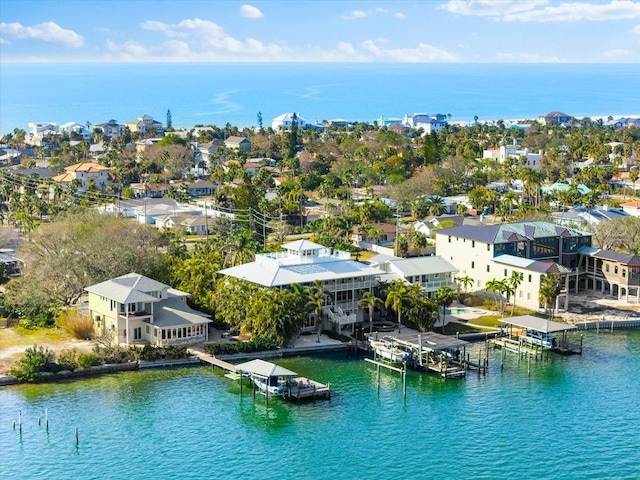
[189,350,237,372]
[425,361,466,378]
[285,377,331,401]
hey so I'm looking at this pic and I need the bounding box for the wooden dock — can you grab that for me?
[285,377,331,401]
[188,350,237,372]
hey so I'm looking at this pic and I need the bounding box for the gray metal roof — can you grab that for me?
[502,315,576,333]
[144,296,210,328]
[492,254,571,274]
[382,256,458,277]
[388,332,469,351]
[85,273,174,304]
[436,221,590,244]
[234,359,297,378]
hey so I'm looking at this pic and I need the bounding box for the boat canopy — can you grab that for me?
[234,359,297,379]
[502,315,576,334]
[385,332,469,351]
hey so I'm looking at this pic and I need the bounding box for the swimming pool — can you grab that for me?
[444,307,486,315]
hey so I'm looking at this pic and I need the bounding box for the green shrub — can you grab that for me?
[91,344,136,364]
[9,345,56,382]
[203,337,277,356]
[77,353,101,369]
[57,348,79,371]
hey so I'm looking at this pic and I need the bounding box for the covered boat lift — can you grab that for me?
[494,315,582,355]
[369,332,482,379]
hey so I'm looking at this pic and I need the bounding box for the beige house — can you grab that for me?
[51,162,112,192]
[85,273,211,346]
[435,222,591,312]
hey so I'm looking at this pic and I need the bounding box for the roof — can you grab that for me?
[503,315,576,333]
[65,162,110,173]
[219,256,384,287]
[282,239,325,252]
[234,359,297,378]
[578,247,640,266]
[225,136,250,144]
[374,255,458,277]
[144,296,210,328]
[540,182,591,195]
[84,272,175,304]
[492,254,571,274]
[387,332,469,351]
[436,221,590,244]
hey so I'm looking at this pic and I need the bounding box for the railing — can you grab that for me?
[418,280,456,290]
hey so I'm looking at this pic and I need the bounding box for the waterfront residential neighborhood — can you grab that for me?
[2,107,640,373]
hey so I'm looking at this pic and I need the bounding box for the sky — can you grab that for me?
[0,0,639,63]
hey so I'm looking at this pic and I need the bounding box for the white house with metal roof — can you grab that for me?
[218,240,385,333]
[368,254,458,298]
[85,273,211,346]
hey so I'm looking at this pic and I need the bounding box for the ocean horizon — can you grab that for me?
[1,62,639,135]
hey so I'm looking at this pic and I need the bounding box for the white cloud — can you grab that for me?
[0,21,84,47]
[105,39,149,59]
[603,48,630,57]
[504,0,640,22]
[438,0,547,17]
[395,12,407,19]
[239,5,264,19]
[343,10,369,19]
[440,0,640,22]
[497,52,564,62]
[0,37,9,44]
[633,24,640,33]
[360,39,459,62]
[336,42,356,55]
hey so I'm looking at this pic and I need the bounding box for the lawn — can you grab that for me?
[0,325,72,350]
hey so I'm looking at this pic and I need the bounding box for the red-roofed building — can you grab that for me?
[51,162,112,192]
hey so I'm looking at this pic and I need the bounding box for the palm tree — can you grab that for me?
[485,278,503,310]
[427,195,446,216]
[385,280,410,333]
[539,274,562,321]
[358,291,383,334]
[305,280,325,343]
[509,271,524,316]
[434,286,455,333]
[629,167,639,197]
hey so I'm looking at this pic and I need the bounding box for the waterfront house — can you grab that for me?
[552,205,628,227]
[620,200,640,217]
[86,273,211,346]
[27,122,58,146]
[368,254,458,298]
[272,113,308,131]
[95,119,126,139]
[51,162,112,192]
[126,115,164,135]
[59,121,91,140]
[538,111,573,126]
[403,113,447,134]
[578,248,640,303]
[435,221,592,312]
[219,240,385,333]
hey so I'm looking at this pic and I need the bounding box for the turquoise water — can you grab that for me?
[2,332,640,479]
[2,63,639,134]
[445,307,485,315]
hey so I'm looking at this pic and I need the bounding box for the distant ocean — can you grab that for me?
[1,63,639,135]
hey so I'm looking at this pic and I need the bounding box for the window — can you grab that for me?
[145,325,150,334]
[528,274,532,282]
[472,241,475,248]
[615,266,619,274]
[519,291,523,298]
[622,269,626,278]
[504,269,507,276]
[487,244,490,251]
[448,236,451,243]
[486,265,490,273]
[527,293,531,300]
[606,264,610,272]
[471,261,475,269]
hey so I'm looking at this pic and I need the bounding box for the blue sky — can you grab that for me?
[1,0,639,63]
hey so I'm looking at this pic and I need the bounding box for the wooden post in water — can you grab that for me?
[501,345,505,371]
[75,427,79,447]
[528,353,531,376]
[239,370,243,396]
[18,411,21,434]
[580,334,583,355]
[402,363,407,399]
[377,363,381,393]
[611,320,614,333]
[45,408,48,431]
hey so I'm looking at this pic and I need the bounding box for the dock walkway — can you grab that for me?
[286,377,331,401]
